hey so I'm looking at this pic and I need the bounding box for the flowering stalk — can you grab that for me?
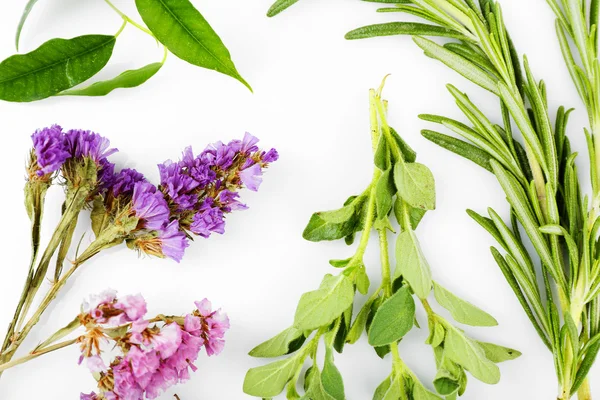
[0,290,229,400]
[244,82,519,399]
[0,126,277,386]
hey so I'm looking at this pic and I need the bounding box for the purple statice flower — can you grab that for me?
[157,133,276,240]
[180,147,216,187]
[262,148,279,163]
[97,158,116,193]
[80,392,99,400]
[217,190,247,212]
[158,159,199,211]
[201,141,237,170]
[189,199,225,238]
[65,129,118,163]
[131,182,170,231]
[157,220,189,263]
[112,168,146,198]
[239,163,263,192]
[30,125,70,176]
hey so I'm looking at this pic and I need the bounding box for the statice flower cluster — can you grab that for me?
[26,126,277,263]
[78,291,229,400]
[158,132,278,238]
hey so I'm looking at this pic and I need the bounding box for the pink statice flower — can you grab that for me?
[79,292,228,400]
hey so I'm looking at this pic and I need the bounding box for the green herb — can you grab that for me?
[243,80,518,399]
[307,0,599,398]
[1,0,250,102]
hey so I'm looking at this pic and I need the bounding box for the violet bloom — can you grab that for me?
[158,159,199,211]
[65,129,118,162]
[31,125,70,176]
[157,220,189,263]
[112,168,146,197]
[239,163,263,192]
[131,182,170,231]
[190,199,225,238]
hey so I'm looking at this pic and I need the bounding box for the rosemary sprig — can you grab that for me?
[243,81,519,399]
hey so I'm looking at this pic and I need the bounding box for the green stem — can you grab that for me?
[0,260,83,368]
[104,0,155,37]
[577,379,592,400]
[1,183,46,353]
[13,187,88,334]
[379,229,392,298]
[0,338,77,373]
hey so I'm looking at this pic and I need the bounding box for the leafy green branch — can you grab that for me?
[0,0,250,102]
[243,81,518,399]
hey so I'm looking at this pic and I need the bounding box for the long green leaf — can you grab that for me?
[346,22,468,40]
[60,62,163,96]
[135,0,250,90]
[15,0,40,51]
[267,0,301,16]
[490,160,568,295]
[421,129,493,171]
[497,82,549,174]
[412,36,500,95]
[0,35,116,102]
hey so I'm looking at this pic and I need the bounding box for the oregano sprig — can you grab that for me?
[243,81,519,399]
[0,0,250,102]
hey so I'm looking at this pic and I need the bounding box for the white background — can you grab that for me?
[0,0,597,398]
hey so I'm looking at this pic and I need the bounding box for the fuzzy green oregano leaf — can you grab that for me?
[322,348,345,400]
[303,196,366,242]
[444,327,500,384]
[413,378,443,400]
[0,35,116,102]
[294,274,355,331]
[368,286,415,346]
[433,282,498,327]
[395,230,432,299]
[135,0,250,90]
[248,326,305,358]
[243,355,300,397]
[476,341,522,363]
[394,161,436,210]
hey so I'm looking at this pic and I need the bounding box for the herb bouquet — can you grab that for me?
[243,81,520,400]
[0,126,277,398]
[268,0,600,398]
